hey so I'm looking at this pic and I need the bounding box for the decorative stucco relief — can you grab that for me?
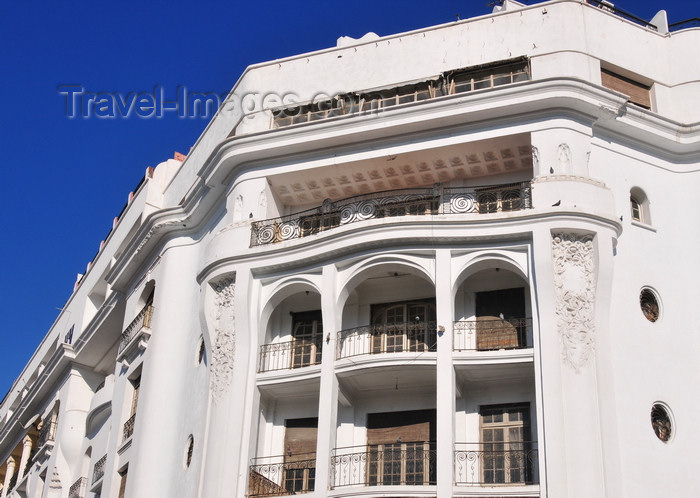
[49,467,62,489]
[557,143,572,174]
[531,145,540,171]
[210,275,236,402]
[136,218,186,253]
[552,233,596,372]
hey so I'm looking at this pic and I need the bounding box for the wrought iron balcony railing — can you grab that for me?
[251,182,532,246]
[92,454,107,483]
[258,338,323,373]
[248,453,316,497]
[119,304,154,353]
[337,321,437,359]
[331,442,436,488]
[36,418,58,449]
[123,413,136,441]
[68,477,87,498]
[453,317,532,351]
[454,442,538,486]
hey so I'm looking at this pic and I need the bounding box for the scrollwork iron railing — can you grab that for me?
[251,182,532,246]
[454,442,538,486]
[453,318,532,351]
[258,338,323,373]
[123,413,136,441]
[92,454,107,483]
[331,443,436,488]
[248,454,316,496]
[68,477,87,498]
[119,304,154,353]
[337,321,437,359]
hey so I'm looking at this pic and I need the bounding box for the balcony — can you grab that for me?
[453,317,532,351]
[258,338,322,373]
[68,477,87,498]
[331,443,436,488]
[269,58,529,130]
[251,182,532,246]
[122,414,136,441]
[31,416,58,464]
[454,442,538,487]
[92,454,107,484]
[248,453,316,497]
[337,321,437,359]
[117,305,153,363]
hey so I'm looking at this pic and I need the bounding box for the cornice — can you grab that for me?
[110,77,694,293]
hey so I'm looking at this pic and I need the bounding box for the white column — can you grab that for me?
[1,457,16,498]
[314,264,340,495]
[435,249,455,498]
[16,436,33,481]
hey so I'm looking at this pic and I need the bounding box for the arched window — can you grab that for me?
[630,187,650,224]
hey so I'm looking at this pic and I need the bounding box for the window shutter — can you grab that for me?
[366,409,435,445]
[284,418,318,463]
[601,69,651,109]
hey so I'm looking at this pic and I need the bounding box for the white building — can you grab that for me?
[1,1,699,497]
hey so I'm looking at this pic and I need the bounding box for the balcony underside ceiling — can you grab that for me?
[270,134,532,206]
[337,363,436,399]
[454,359,534,385]
[258,375,321,399]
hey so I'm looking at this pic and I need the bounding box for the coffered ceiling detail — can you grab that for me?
[269,134,532,206]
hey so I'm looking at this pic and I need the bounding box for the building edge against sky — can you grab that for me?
[1,1,699,497]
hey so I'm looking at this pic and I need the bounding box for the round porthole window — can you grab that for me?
[650,403,672,443]
[639,288,660,322]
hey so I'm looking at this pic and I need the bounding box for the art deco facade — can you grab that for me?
[1,1,698,497]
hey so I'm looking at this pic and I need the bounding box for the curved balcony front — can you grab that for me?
[86,375,114,435]
[251,182,532,247]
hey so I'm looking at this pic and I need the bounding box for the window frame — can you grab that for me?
[370,299,437,354]
[290,310,323,368]
[479,403,533,485]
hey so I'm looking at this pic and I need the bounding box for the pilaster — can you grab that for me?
[435,249,455,498]
[313,264,340,496]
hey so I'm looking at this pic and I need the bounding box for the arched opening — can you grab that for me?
[259,284,323,373]
[452,262,538,487]
[338,261,436,359]
[454,265,531,351]
[630,187,650,224]
[332,260,438,488]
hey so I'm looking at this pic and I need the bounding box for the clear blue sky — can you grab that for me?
[0,0,695,398]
